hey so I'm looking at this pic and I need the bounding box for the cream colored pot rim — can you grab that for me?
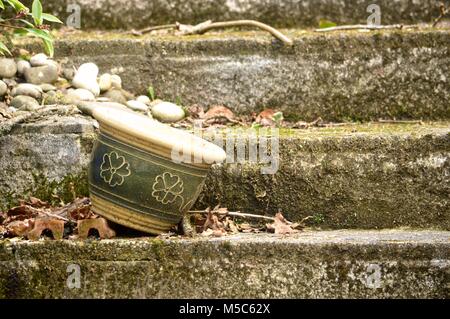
[92,107,226,164]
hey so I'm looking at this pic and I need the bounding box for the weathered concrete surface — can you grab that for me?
[199,123,450,230]
[1,115,449,229]
[24,0,447,29]
[0,114,95,209]
[0,230,448,298]
[20,29,450,121]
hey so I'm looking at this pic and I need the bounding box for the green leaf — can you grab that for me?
[0,41,11,56]
[42,13,63,24]
[319,19,337,29]
[0,1,5,10]
[18,19,35,28]
[13,28,29,36]
[32,0,43,25]
[42,38,54,57]
[5,0,27,12]
[175,96,183,106]
[25,28,53,42]
[147,86,156,101]
[272,111,284,122]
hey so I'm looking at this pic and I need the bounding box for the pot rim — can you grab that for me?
[92,107,226,165]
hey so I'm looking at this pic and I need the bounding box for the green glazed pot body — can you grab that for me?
[88,132,208,234]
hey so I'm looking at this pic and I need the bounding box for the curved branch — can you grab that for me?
[177,20,293,46]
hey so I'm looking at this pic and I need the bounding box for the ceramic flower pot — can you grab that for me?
[88,107,226,234]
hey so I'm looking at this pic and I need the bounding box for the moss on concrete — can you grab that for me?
[16,29,450,122]
[0,116,96,210]
[21,0,444,30]
[197,123,450,230]
[1,120,448,229]
[0,230,448,298]
[1,172,89,211]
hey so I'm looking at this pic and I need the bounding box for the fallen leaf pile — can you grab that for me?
[188,206,302,237]
[265,212,303,235]
[1,198,303,240]
[0,197,115,240]
[175,105,332,130]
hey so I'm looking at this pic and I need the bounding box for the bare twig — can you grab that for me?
[129,24,177,36]
[315,24,419,32]
[188,209,275,221]
[432,2,449,27]
[0,23,23,30]
[130,20,293,45]
[40,211,69,222]
[177,20,293,46]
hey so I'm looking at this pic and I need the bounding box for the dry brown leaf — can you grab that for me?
[238,222,263,233]
[77,217,116,239]
[27,217,65,240]
[255,109,277,127]
[266,212,300,235]
[6,219,34,237]
[203,106,236,124]
[224,217,239,234]
[4,205,41,223]
[52,197,94,220]
[212,204,229,215]
[24,197,50,208]
[292,117,323,129]
[186,104,205,119]
[202,211,224,232]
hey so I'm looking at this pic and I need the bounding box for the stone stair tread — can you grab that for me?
[1,115,449,230]
[0,229,448,298]
[36,0,446,29]
[17,29,450,122]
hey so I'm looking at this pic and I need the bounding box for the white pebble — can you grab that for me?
[67,88,96,101]
[16,60,31,75]
[11,83,43,99]
[126,100,148,112]
[110,74,122,89]
[151,101,185,123]
[30,53,48,67]
[98,73,112,92]
[72,63,100,96]
[136,95,151,105]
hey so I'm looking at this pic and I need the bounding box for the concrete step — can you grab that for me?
[0,230,448,298]
[1,114,448,230]
[19,28,450,121]
[26,0,446,29]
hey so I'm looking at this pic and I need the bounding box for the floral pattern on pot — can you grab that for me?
[152,172,185,205]
[100,151,131,187]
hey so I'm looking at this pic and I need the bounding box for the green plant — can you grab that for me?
[0,0,62,57]
[318,19,337,29]
[174,96,183,106]
[312,213,325,225]
[147,86,156,101]
[272,111,284,127]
